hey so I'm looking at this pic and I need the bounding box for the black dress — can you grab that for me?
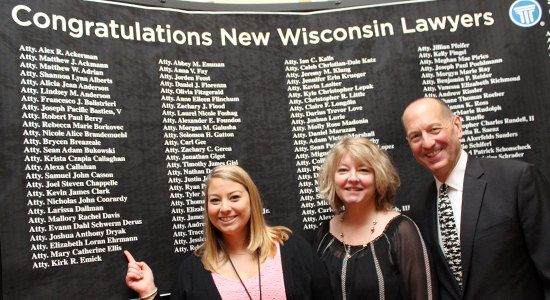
[314,214,436,300]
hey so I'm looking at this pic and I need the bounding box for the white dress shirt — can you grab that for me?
[435,150,468,252]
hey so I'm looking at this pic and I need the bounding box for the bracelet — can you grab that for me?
[140,287,158,300]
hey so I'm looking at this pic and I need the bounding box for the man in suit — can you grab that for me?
[401,97,550,300]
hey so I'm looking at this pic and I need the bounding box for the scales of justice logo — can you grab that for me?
[509,0,542,27]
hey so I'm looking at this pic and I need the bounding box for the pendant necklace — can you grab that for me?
[228,251,262,300]
[340,212,378,259]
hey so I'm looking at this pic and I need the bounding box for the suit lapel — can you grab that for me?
[460,157,487,292]
[424,182,440,250]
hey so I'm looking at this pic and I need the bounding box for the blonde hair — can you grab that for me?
[195,165,290,272]
[318,137,400,214]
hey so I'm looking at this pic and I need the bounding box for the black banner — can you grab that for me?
[1,0,549,298]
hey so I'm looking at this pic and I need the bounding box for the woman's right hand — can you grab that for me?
[124,250,157,298]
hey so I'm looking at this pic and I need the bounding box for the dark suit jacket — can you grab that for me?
[411,157,550,300]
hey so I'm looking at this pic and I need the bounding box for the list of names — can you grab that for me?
[418,42,535,159]
[21,45,138,270]
[158,59,243,253]
[284,55,393,230]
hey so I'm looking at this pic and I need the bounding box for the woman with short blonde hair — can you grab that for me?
[318,137,400,214]
[315,136,435,300]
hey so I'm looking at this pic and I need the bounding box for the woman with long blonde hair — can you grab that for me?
[126,165,333,300]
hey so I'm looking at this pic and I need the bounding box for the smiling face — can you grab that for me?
[403,98,463,182]
[334,152,376,208]
[207,178,251,240]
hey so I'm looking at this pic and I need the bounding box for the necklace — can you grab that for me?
[340,212,378,259]
[227,252,262,300]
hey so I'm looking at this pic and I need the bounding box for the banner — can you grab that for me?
[1,0,549,298]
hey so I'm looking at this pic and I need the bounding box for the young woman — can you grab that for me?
[126,165,333,300]
[315,137,435,300]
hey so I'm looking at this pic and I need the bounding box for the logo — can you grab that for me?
[509,0,542,27]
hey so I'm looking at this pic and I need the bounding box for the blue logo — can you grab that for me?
[509,0,542,27]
